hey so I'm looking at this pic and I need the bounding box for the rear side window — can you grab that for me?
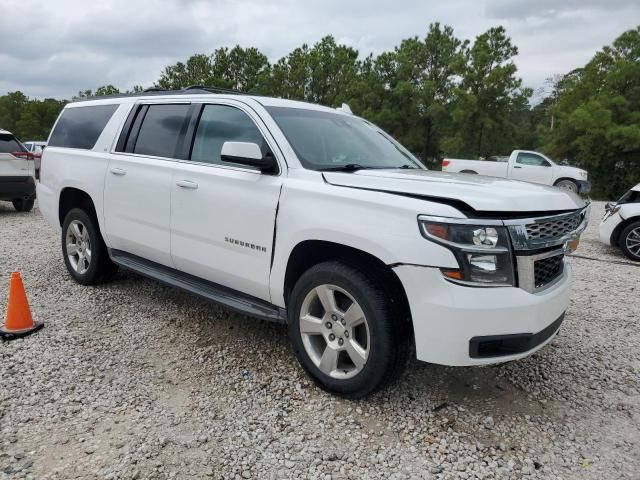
[132,104,191,158]
[0,134,26,153]
[48,104,118,149]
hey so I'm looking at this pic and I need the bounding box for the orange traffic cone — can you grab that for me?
[1,272,43,340]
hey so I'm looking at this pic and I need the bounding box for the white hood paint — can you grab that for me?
[323,169,585,213]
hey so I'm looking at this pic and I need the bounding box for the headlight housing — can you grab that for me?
[419,218,515,286]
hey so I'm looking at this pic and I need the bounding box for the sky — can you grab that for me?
[1,0,638,100]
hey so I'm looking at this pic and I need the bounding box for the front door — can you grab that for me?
[170,103,283,301]
[511,152,554,185]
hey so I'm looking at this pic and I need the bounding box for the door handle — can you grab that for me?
[176,180,198,189]
[513,166,522,169]
[110,167,127,175]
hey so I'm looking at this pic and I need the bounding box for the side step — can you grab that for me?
[109,249,287,323]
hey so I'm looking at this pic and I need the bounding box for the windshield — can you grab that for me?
[265,106,423,171]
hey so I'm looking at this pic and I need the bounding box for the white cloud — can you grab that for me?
[1,0,638,99]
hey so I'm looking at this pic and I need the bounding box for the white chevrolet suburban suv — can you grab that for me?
[38,87,589,398]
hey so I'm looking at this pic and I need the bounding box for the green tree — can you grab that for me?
[442,26,531,158]
[157,53,214,89]
[267,36,360,106]
[541,26,640,198]
[0,91,29,133]
[350,23,464,165]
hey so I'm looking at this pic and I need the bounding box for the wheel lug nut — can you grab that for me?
[338,338,344,346]
[329,333,335,341]
[331,314,338,321]
[325,322,332,329]
[344,331,349,338]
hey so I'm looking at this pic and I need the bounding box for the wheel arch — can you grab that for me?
[611,215,640,246]
[553,177,579,187]
[58,187,98,227]
[282,240,412,329]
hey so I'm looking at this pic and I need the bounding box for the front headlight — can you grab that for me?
[419,219,515,286]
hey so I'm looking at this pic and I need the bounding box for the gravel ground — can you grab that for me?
[0,200,638,480]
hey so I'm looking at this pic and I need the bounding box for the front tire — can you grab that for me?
[12,197,35,212]
[620,221,640,262]
[288,261,410,398]
[62,208,118,285]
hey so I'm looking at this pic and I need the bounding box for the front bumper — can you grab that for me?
[599,211,622,246]
[0,176,36,201]
[394,263,571,366]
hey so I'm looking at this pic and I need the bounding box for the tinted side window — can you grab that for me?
[516,153,550,167]
[191,105,265,168]
[133,104,191,159]
[49,105,118,149]
[0,134,25,153]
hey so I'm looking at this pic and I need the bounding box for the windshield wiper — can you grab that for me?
[317,164,373,172]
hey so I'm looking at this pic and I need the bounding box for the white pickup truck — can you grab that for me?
[441,150,590,194]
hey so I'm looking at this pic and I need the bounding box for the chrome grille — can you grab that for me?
[525,211,582,241]
[506,205,590,251]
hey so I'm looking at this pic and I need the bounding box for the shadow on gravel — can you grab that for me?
[98,268,558,425]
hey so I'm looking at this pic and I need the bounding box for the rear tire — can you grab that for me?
[61,208,118,285]
[619,221,640,262]
[12,197,35,212]
[288,261,410,398]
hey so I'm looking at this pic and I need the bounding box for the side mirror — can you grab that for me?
[220,141,278,174]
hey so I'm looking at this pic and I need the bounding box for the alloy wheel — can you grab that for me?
[556,180,578,193]
[625,227,640,258]
[299,284,370,379]
[66,220,92,274]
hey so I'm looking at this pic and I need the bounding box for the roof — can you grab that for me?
[0,128,12,135]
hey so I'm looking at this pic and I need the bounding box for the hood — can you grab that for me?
[323,169,585,213]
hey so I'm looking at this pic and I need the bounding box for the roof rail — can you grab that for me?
[74,85,249,102]
[143,87,169,92]
[183,85,244,95]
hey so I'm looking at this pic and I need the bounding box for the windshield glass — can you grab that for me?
[265,106,422,171]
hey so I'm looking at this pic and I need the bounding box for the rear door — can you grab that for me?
[170,101,283,301]
[104,103,192,267]
[510,152,554,185]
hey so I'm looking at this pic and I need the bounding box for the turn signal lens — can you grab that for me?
[425,223,449,240]
[441,269,464,280]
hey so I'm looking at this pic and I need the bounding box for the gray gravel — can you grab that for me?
[0,200,638,480]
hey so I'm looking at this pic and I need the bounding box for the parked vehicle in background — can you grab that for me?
[38,87,589,397]
[24,141,47,155]
[24,141,47,178]
[442,150,590,194]
[0,129,36,212]
[599,183,640,261]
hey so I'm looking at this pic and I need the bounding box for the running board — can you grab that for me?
[109,249,287,323]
